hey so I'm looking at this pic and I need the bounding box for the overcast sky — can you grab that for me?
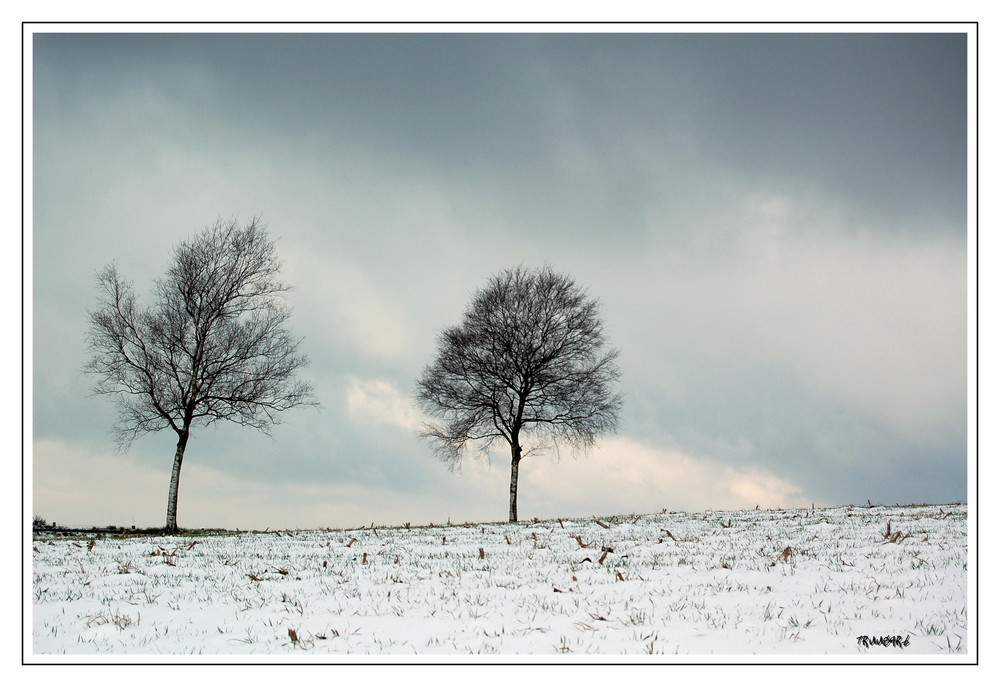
[29,28,970,530]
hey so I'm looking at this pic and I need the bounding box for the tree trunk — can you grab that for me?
[165,430,189,533]
[508,441,522,522]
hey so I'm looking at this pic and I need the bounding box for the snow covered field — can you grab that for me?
[29,503,969,660]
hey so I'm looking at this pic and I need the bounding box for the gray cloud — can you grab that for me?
[30,29,969,528]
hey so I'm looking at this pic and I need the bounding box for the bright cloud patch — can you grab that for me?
[346,377,425,432]
[516,436,811,519]
[32,439,167,527]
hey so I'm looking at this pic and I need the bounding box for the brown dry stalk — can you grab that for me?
[882,520,913,544]
[882,520,911,544]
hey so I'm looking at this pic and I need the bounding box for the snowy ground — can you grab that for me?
[29,503,969,660]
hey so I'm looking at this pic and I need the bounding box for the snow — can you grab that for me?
[29,503,969,661]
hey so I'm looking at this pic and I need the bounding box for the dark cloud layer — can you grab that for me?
[35,32,965,225]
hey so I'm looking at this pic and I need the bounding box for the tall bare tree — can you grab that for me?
[416,265,622,522]
[85,217,316,532]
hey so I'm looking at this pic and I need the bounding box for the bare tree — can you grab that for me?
[85,217,317,532]
[416,265,622,522]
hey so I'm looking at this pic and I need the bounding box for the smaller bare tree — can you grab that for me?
[85,216,317,532]
[416,265,622,522]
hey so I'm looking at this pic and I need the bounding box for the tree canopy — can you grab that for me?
[85,217,316,531]
[416,265,622,521]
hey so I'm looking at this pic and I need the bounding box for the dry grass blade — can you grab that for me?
[595,519,611,529]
